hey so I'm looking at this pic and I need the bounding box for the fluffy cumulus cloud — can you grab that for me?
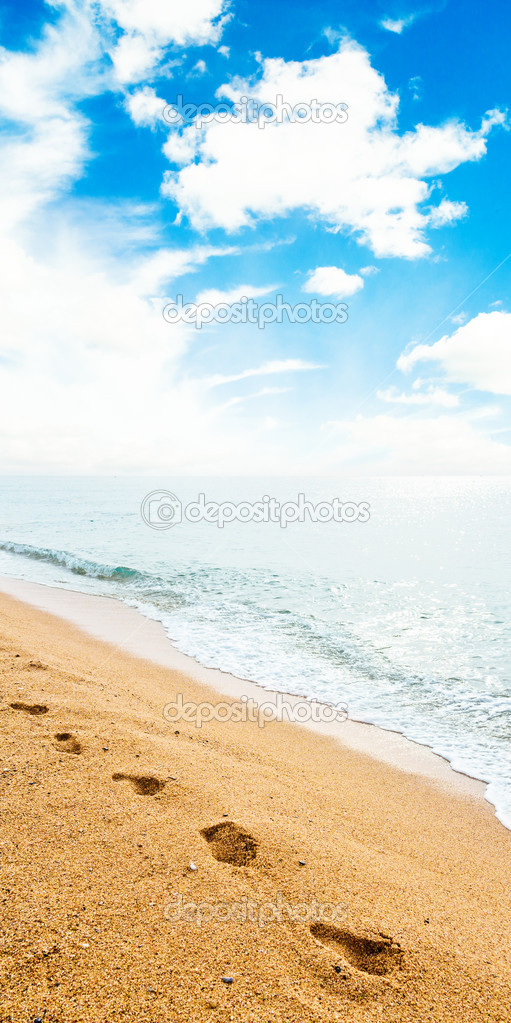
[303,266,364,298]
[110,33,162,84]
[398,311,511,395]
[99,0,229,83]
[161,41,504,257]
[428,198,468,226]
[124,85,166,125]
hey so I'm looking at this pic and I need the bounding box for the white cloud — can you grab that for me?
[162,126,201,165]
[408,75,422,101]
[203,360,325,388]
[429,198,468,226]
[125,85,166,126]
[380,15,416,34]
[323,413,511,473]
[218,45,230,57]
[195,283,278,305]
[397,114,504,177]
[377,385,459,407]
[0,222,314,473]
[100,0,228,83]
[0,3,329,476]
[0,220,210,473]
[0,6,102,125]
[0,234,182,359]
[0,4,101,231]
[213,385,291,411]
[1,4,508,477]
[303,265,364,298]
[162,41,504,257]
[322,27,344,48]
[398,311,511,395]
[101,0,227,44]
[131,243,239,296]
[109,32,162,83]
[0,119,88,233]
[252,386,291,396]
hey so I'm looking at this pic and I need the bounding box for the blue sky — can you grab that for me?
[0,0,510,473]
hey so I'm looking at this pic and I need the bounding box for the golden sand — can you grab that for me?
[1,587,510,1022]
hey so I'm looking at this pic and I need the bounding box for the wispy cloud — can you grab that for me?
[380,14,417,34]
[303,266,364,298]
[377,385,459,407]
[195,283,279,305]
[321,413,511,474]
[202,360,326,389]
[408,75,423,100]
[214,385,291,411]
[132,245,239,295]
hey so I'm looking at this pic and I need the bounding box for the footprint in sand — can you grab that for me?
[310,922,403,976]
[200,821,257,866]
[10,702,49,716]
[55,732,82,755]
[112,773,165,796]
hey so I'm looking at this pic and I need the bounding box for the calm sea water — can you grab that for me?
[1,476,510,828]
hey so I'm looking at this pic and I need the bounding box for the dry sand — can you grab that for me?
[0,583,510,1022]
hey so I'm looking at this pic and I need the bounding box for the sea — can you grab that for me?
[1,475,510,828]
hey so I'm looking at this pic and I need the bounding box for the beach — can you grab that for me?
[2,0,510,1018]
[0,579,510,1022]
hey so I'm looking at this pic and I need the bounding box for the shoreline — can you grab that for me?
[0,572,488,804]
[1,575,511,1020]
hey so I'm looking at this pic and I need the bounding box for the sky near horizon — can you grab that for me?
[0,0,510,474]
